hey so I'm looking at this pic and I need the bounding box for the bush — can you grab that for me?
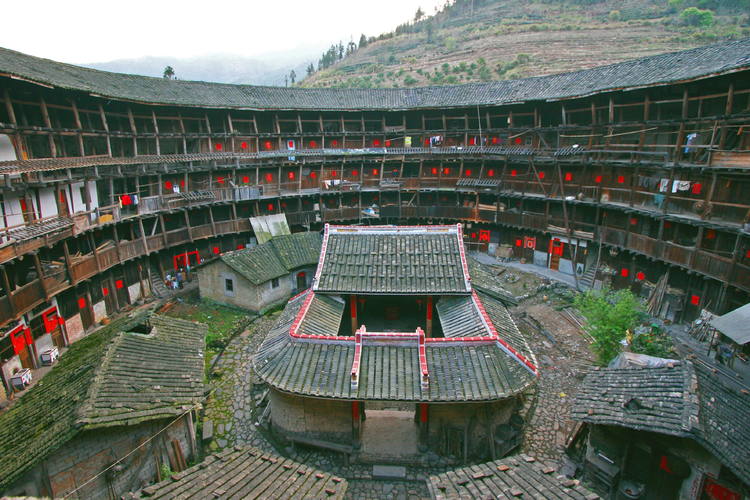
[575,288,645,366]
[680,7,715,27]
[403,75,419,86]
[630,327,676,358]
[609,10,622,22]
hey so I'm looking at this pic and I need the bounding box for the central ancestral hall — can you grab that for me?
[254,224,538,462]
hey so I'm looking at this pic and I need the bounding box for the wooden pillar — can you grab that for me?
[350,294,358,334]
[425,296,433,337]
[32,252,49,301]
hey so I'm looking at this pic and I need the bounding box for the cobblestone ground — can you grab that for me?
[513,300,595,460]
[203,313,438,499]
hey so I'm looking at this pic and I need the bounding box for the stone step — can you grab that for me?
[372,465,407,479]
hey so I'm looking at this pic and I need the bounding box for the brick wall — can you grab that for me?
[5,414,195,499]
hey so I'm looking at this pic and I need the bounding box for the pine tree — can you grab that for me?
[359,34,368,49]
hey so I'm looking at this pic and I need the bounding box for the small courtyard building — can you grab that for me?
[0,312,206,499]
[198,231,321,313]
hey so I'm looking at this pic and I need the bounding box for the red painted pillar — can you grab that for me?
[426,296,433,337]
[350,294,358,334]
[352,401,361,449]
[418,403,429,452]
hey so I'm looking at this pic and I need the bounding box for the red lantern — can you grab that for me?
[617,175,625,184]
[443,168,450,175]
[213,246,220,254]
[469,137,476,146]
[431,167,438,175]
[237,244,245,250]
[264,173,273,183]
[705,229,716,240]
[309,140,317,148]
[515,239,523,247]
[373,139,381,147]
[621,268,629,277]
[331,139,338,147]
[636,271,645,281]
[115,279,124,289]
[215,143,223,151]
[464,169,472,177]
[287,171,295,180]
[267,203,274,212]
[595,175,602,183]
[564,172,573,181]
[103,287,109,296]
[351,170,359,177]
[78,297,87,309]
[691,182,702,194]
[690,295,700,306]
[385,140,391,147]
[514,137,522,145]
[165,181,172,190]
[240,141,248,149]
[488,169,495,177]
[242,176,250,183]
[491,137,498,144]
[630,217,638,225]
[511,170,517,177]
[216,176,225,184]
[372,168,379,176]
[310,171,318,179]
[479,230,490,242]
[264,141,272,150]
[538,172,545,180]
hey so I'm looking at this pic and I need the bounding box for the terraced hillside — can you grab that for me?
[300,0,749,88]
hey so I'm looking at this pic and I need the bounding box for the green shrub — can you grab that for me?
[609,10,622,22]
[403,75,418,86]
[630,328,676,358]
[574,288,645,366]
[680,7,715,27]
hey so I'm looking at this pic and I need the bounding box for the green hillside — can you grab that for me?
[300,0,750,88]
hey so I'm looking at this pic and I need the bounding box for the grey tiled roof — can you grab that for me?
[77,314,206,429]
[269,232,323,271]
[314,226,470,295]
[220,231,321,285]
[467,257,518,304]
[427,454,600,499]
[436,295,487,338]
[253,293,536,402]
[296,294,345,337]
[132,446,347,499]
[571,363,698,437]
[572,362,750,487]
[480,292,536,365]
[0,312,205,492]
[1,39,748,110]
[693,363,750,487]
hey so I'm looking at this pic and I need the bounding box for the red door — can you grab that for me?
[549,239,564,271]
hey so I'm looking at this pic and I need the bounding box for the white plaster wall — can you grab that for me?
[92,301,107,323]
[34,334,54,360]
[87,181,99,210]
[559,258,574,275]
[38,188,58,219]
[128,283,141,303]
[3,193,24,229]
[0,134,17,161]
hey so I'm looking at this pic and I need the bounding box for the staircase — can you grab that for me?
[149,265,171,298]
[579,266,598,289]
[579,239,603,289]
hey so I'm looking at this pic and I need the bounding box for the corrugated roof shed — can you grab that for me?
[132,446,347,499]
[709,303,750,345]
[1,39,748,110]
[427,454,600,499]
[0,313,206,493]
[220,231,322,285]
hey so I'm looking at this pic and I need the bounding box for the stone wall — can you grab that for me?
[269,389,353,444]
[4,414,194,499]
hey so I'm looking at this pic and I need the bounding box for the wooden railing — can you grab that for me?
[11,280,45,314]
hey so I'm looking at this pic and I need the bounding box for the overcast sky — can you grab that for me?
[1,0,444,64]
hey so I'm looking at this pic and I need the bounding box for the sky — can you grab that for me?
[1,0,445,64]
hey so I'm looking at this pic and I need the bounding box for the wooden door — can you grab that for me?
[296,272,307,290]
[79,296,94,330]
[57,189,69,217]
[549,239,564,271]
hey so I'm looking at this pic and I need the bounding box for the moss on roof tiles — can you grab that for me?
[221,232,321,286]
[1,39,749,110]
[0,313,206,492]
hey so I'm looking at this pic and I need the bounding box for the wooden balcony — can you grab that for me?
[190,224,214,240]
[662,242,692,267]
[11,280,45,314]
[69,254,98,282]
[166,228,190,246]
[97,246,120,270]
[147,234,165,253]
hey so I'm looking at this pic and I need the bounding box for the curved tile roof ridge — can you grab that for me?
[1,38,748,110]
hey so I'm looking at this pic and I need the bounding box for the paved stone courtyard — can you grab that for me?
[200,265,596,498]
